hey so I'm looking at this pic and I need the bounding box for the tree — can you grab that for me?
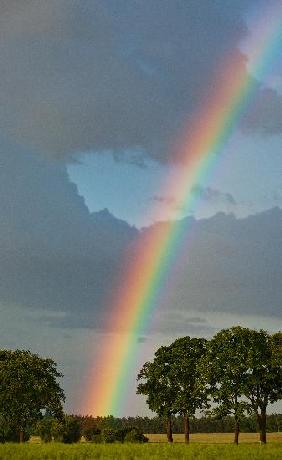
[137,346,176,442]
[202,327,282,444]
[201,327,251,444]
[242,330,282,443]
[0,349,65,442]
[169,337,208,443]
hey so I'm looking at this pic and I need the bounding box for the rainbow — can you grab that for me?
[83,4,282,416]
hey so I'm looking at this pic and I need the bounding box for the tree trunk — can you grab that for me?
[257,408,267,444]
[260,408,267,444]
[19,430,24,443]
[166,416,173,443]
[184,414,190,444]
[234,420,240,445]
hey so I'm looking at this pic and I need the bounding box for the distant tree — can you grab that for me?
[0,349,65,442]
[169,337,208,443]
[201,327,251,444]
[137,346,176,442]
[242,330,282,443]
[81,416,101,441]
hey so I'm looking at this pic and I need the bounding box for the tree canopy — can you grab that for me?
[137,327,282,444]
[0,349,65,442]
[137,337,208,443]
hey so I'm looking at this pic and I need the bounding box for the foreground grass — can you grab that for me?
[0,443,282,460]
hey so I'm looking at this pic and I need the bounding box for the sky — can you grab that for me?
[0,0,281,416]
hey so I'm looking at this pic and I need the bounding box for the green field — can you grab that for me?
[0,433,282,460]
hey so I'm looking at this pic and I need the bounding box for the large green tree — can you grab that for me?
[201,327,251,444]
[0,349,65,442]
[137,346,176,442]
[242,329,282,443]
[202,327,282,444]
[169,337,208,443]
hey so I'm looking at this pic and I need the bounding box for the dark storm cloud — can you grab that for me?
[1,0,279,165]
[0,143,281,334]
[0,142,138,326]
[148,209,282,321]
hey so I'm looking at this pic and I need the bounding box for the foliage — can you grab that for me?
[137,327,282,444]
[137,336,209,442]
[63,413,282,435]
[100,426,148,444]
[201,327,251,443]
[170,337,208,415]
[0,350,64,442]
[169,336,208,442]
[0,416,30,443]
[101,428,118,443]
[52,415,81,443]
[242,329,282,443]
[36,415,54,442]
[81,416,101,441]
[137,345,178,442]
[124,428,149,443]
[137,346,176,418]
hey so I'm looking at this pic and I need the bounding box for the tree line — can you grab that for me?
[0,350,148,444]
[137,326,282,444]
[0,326,281,444]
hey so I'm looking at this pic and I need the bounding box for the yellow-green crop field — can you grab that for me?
[147,431,282,443]
[0,435,282,460]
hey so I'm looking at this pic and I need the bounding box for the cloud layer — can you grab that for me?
[0,143,281,335]
[1,0,281,164]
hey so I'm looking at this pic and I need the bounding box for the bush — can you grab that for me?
[81,418,101,442]
[101,429,117,443]
[36,416,54,443]
[100,427,148,444]
[91,433,102,443]
[124,428,149,443]
[52,416,81,443]
[0,417,30,443]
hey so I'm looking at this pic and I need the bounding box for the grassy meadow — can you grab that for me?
[0,443,281,460]
[0,435,282,460]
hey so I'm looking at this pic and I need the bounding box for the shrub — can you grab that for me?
[52,416,81,443]
[82,419,101,442]
[124,428,149,443]
[36,416,54,442]
[0,417,30,443]
[91,433,102,443]
[101,428,117,443]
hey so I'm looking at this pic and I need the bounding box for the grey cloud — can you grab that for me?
[0,142,137,329]
[191,185,237,205]
[150,311,214,336]
[150,195,178,206]
[242,87,282,135]
[151,186,237,210]
[147,209,282,321]
[1,0,273,164]
[0,142,281,337]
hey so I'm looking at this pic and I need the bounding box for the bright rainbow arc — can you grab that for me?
[84,4,282,416]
